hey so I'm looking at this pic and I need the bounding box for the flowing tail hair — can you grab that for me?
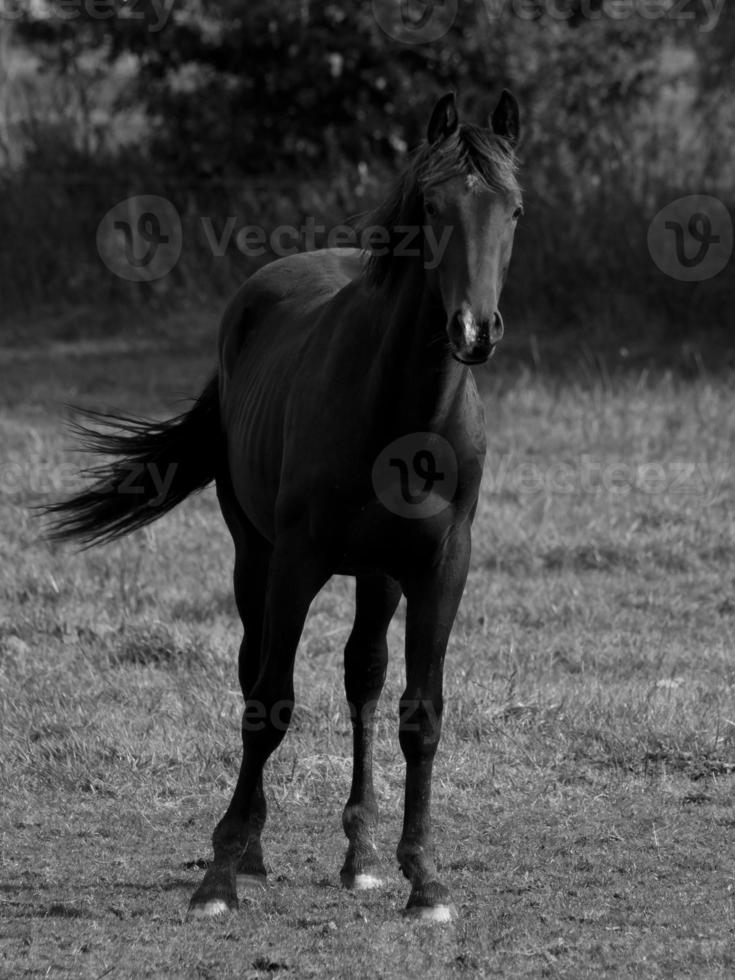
[45,375,221,547]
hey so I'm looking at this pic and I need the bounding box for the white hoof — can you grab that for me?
[345,872,383,891]
[405,903,456,924]
[187,898,231,919]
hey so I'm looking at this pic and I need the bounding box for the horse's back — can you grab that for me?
[217,248,367,539]
[218,247,365,386]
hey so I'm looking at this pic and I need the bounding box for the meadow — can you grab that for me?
[1,315,735,978]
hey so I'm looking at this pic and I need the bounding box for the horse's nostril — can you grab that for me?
[449,312,467,349]
[490,312,504,344]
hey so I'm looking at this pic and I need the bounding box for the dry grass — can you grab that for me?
[2,329,735,978]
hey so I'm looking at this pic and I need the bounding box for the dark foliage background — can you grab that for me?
[1,0,733,358]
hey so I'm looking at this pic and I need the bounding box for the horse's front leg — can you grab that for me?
[340,572,402,890]
[397,522,471,922]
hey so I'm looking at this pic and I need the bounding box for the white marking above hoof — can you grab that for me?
[346,872,383,891]
[405,903,456,924]
[187,898,231,919]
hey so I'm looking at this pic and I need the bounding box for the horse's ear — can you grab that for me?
[490,89,520,144]
[427,92,459,144]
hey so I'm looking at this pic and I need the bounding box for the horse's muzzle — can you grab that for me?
[448,308,504,365]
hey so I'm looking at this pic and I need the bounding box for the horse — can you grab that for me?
[46,90,523,923]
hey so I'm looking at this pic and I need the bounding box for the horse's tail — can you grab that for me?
[45,375,221,547]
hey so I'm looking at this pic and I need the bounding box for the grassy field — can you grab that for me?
[2,317,735,978]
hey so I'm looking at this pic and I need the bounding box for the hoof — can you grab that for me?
[187,897,234,919]
[404,902,457,924]
[237,873,267,894]
[404,879,456,923]
[341,871,383,891]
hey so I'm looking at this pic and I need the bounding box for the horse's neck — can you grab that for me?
[369,264,468,432]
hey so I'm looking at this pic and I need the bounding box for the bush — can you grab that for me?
[2,2,733,345]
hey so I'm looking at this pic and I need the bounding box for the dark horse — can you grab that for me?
[48,91,523,922]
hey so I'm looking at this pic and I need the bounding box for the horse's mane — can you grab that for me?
[358,124,521,290]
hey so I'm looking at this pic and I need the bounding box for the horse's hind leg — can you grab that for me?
[232,534,271,892]
[340,573,402,890]
[188,483,271,917]
[188,528,328,917]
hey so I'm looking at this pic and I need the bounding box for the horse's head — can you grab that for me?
[420,91,522,365]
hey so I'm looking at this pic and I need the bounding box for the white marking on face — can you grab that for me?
[459,302,477,346]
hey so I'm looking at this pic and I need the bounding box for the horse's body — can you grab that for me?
[48,92,523,922]
[219,246,485,571]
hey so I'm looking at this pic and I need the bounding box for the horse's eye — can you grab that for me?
[512,206,524,220]
[424,202,439,219]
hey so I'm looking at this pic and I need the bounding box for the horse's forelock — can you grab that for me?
[418,125,520,195]
[361,124,519,287]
